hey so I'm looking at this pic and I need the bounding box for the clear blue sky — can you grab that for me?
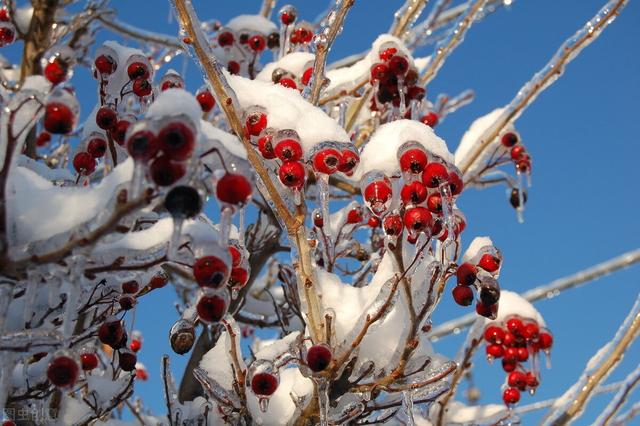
[7,0,640,423]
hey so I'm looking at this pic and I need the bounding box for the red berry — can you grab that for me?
[196,293,227,323]
[98,317,125,348]
[127,130,158,161]
[0,9,10,22]
[132,78,153,97]
[426,193,443,213]
[383,214,403,236]
[313,148,341,174]
[229,246,242,268]
[245,111,268,136]
[193,256,229,288]
[368,216,380,227]
[379,47,397,61]
[313,211,324,228]
[363,180,392,208]
[47,355,79,388]
[111,119,132,145]
[278,77,297,89]
[452,285,474,306]
[44,102,74,134]
[504,347,518,362]
[136,366,149,380]
[502,358,517,373]
[347,207,363,224]
[278,161,306,189]
[248,34,266,52]
[228,61,241,75]
[506,318,524,336]
[44,58,68,85]
[510,145,526,161]
[149,273,168,289]
[486,344,504,358]
[216,173,252,205]
[448,172,464,195]
[229,267,249,288]
[96,106,117,130]
[456,263,477,286]
[306,344,332,372]
[280,9,297,25]
[80,353,98,371]
[484,326,505,344]
[130,339,142,352]
[293,26,312,43]
[422,163,448,188]
[370,63,389,82]
[119,349,137,372]
[338,149,359,175]
[478,253,500,273]
[251,372,279,396]
[127,61,150,80]
[73,152,96,176]
[301,67,313,86]
[508,371,527,390]
[538,331,553,350]
[388,55,409,76]
[218,31,234,47]
[476,301,497,319]
[158,121,195,161]
[274,138,303,161]
[420,112,439,128]
[36,132,51,147]
[399,148,428,174]
[526,371,539,388]
[149,155,186,186]
[503,331,516,347]
[516,159,531,174]
[407,86,426,102]
[503,387,520,405]
[197,90,216,112]
[87,137,107,158]
[403,207,432,234]
[94,54,117,76]
[517,347,529,362]
[119,295,136,311]
[522,322,540,340]
[258,133,276,159]
[501,132,519,147]
[400,181,428,205]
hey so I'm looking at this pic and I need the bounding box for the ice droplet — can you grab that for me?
[259,397,270,412]
[402,390,416,425]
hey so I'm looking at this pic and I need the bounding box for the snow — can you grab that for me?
[226,14,278,35]
[146,88,202,130]
[356,119,454,180]
[460,236,493,264]
[441,401,508,424]
[246,367,313,426]
[227,72,351,154]
[200,120,247,159]
[55,395,92,426]
[489,290,545,326]
[21,75,51,93]
[102,41,146,102]
[256,52,315,82]
[17,155,74,182]
[254,331,300,361]
[13,6,33,34]
[200,319,246,390]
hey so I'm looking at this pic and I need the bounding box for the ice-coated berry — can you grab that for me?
[196,293,227,323]
[278,161,306,189]
[403,207,432,234]
[478,253,500,273]
[503,387,520,405]
[456,263,477,286]
[118,349,137,372]
[47,355,79,388]
[193,256,229,288]
[96,106,117,130]
[217,173,252,205]
[399,148,428,174]
[87,137,107,158]
[158,121,195,161]
[164,186,202,219]
[251,372,279,396]
[44,102,74,134]
[501,132,519,147]
[312,148,341,174]
[400,181,428,205]
[73,152,96,176]
[452,285,474,306]
[80,352,98,371]
[422,163,448,188]
[149,155,186,186]
[127,129,158,161]
[306,344,332,372]
[484,326,505,344]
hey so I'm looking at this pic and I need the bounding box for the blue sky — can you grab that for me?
[6,0,640,423]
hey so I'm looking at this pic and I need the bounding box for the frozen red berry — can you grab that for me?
[44,102,74,134]
[149,155,186,186]
[522,322,539,340]
[526,371,539,388]
[228,61,240,75]
[338,149,359,175]
[502,358,517,373]
[251,372,279,396]
[96,106,117,130]
[388,55,409,76]
[87,136,107,158]
[403,207,432,234]
[508,371,527,390]
[456,263,477,286]
[44,58,69,85]
[36,132,52,147]
[501,132,519,147]
[127,129,158,161]
[399,148,428,174]
[503,387,520,405]
[122,280,139,294]
[257,133,276,159]
[94,54,117,76]
[510,145,526,161]
[400,181,428,205]
[80,352,98,371]
[149,272,168,289]
[193,256,229,288]
[478,253,500,273]
[363,180,392,211]
[127,61,150,80]
[229,267,249,289]
[306,344,332,372]
[216,173,252,205]
[196,293,227,323]
[245,111,267,136]
[506,318,524,336]
[98,317,125,348]
[111,118,132,145]
[47,355,79,388]
[347,207,364,224]
[218,31,234,47]
[448,172,464,195]
[274,138,303,162]
[197,90,216,112]
[118,349,137,372]
[476,301,497,319]
[158,121,195,161]
[312,148,341,174]
[420,112,439,128]
[383,214,403,236]
[132,78,153,97]
[426,193,443,213]
[280,8,297,25]
[73,152,96,176]
[130,339,142,352]
[422,163,448,188]
[370,63,389,82]
[538,330,553,350]
[484,326,505,344]
[486,344,504,358]
[248,34,266,52]
[278,77,297,89]
[452,285,474,306]
[278,161,306,189]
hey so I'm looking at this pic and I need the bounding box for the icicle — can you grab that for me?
[0,354,16,415]
[293,189,302,206]
[130,162,145,200]
[23,270,40,325]
[438,180,456,263]
[337,101,347,128]
[63,256,86,339]
[402,390,416,426]
[259,397,270,412]
[219,207,233,247]
[397,76,407,118]
[316,173,332,250]
[0,283,12,334]
[167,217,184,260]
[238,206,246,247]
[316,379,330,426]
[516,171,525,224]
[48,275,62,308]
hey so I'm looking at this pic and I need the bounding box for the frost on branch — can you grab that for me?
[0,0,631,424]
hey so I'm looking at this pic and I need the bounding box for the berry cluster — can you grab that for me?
[483,317,554,406]
[361,141,464,248]
[0,7,15,47]
[453,246,503,318]
[216,22,277,76]
[244,106,359,193]
[369,42,425,112]
[270,61,314,91]
[501,131,532,176]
